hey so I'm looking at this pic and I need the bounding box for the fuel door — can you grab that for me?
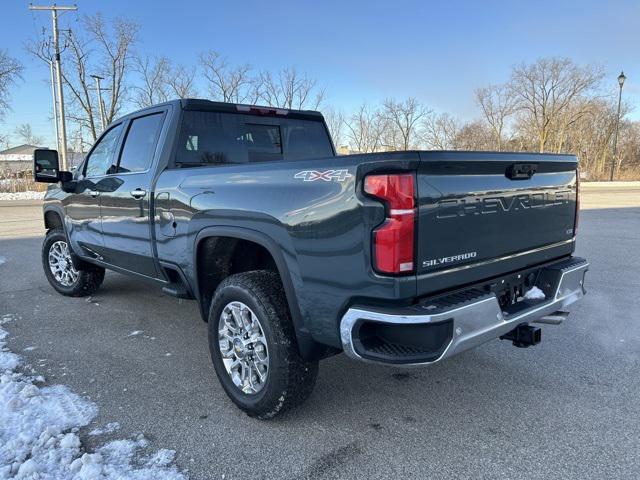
[156,192,176,237]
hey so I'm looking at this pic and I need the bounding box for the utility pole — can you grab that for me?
[48,60,60,152]
[29,3,78,170]
[90,74,106,132]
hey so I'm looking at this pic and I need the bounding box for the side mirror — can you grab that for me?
[33,149,61,183]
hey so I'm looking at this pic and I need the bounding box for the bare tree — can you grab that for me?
[15,124,44,146]
[0,132,9,150]
[67,127,88,153]
[422,112,459,149]
[199,52,325,109]
[323,107,345,148]
[259,68,325,110]
[559,98,627,177]
[200,51,256,104]
[84,14,138,126]
[453,120,494,151]
[134,55,197,105]
[344,104,386,153]
[0,50,23,120]
[28,27,95,139]
[383,97,428,150]
[167,64,197,99]
[617,121,640,177]
[510,57,604,152]
[133,54,170,108]
[475,83,517,150]
[29,14,139,141]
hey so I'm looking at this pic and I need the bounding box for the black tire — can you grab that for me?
[42,228,105,297]
[208,270,319,419]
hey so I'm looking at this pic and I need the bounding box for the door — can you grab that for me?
[98,111,166,278]
[64,123,124,257]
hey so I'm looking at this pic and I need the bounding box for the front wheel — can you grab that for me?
[208,270,319,419]
[42,228,105,297]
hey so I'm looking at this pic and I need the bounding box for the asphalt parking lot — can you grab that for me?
[1,184,639,479]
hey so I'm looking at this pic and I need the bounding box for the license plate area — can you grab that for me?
[487,270,538,310]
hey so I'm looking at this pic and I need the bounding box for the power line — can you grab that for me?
[28,3,78,171]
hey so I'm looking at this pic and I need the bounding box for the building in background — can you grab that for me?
[0,144,85,174]
[0,144,46,173]
[336,145,358,155]
[0,144,85,193]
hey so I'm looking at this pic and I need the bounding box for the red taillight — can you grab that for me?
[574,170,580,235]
[364,174,416,274]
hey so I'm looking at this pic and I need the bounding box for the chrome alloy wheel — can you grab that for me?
[218,301,269,394]
[48,240,79,287]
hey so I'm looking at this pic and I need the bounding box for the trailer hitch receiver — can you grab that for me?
[500,323,541,348]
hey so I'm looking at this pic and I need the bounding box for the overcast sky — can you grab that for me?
[2,0,639,147]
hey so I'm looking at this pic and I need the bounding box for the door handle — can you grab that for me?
[88,190,100,198]
[130,189,147,199]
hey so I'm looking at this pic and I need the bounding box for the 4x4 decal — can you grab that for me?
[294,169,353,182]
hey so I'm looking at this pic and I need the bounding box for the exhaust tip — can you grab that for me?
[534,310,570,325]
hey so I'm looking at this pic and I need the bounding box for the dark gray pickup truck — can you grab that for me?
[34,99,588,418]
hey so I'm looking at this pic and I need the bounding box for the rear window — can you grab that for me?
[175,111,332,166]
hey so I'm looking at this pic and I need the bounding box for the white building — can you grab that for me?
[0,144,45,173]
[0,144,85,174]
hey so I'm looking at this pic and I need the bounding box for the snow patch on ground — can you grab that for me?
[89,422,121,436]
[0,317,187,479]
[1,314,19,326]
[0,191,46,201]
[524,286,546,300]
[127,331,143,337]
[0,256,5,266]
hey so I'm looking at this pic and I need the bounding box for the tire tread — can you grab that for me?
[209,270,318,419]
[42,228,105,297]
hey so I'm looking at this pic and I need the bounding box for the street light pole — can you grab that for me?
[90,74,106,132]
[29,4,78,170]
[610,71,626,182]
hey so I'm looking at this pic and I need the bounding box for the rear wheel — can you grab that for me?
[42,229,105,297]
[208,270,318,419]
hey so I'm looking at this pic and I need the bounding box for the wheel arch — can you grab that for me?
[193,226,328,361]
[43,205,93,271]
[43,206,65,232]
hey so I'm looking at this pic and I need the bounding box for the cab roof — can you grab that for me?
[179,99,325,122]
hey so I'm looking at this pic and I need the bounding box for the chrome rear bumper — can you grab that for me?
[340,258,588,365]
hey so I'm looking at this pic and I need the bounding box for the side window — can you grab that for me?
[173,111,333,167]
[117,113,164,173]
[175,112,287,166]
[283,121,333,160]
[237,124,282,162]
[84,124,123,177]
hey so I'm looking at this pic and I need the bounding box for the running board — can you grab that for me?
[162,283,191,298]
[160,262,193,299]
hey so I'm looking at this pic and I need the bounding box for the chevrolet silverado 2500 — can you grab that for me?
[34,99,588,418]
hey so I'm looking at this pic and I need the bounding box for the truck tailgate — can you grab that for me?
[415,151,578,296]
